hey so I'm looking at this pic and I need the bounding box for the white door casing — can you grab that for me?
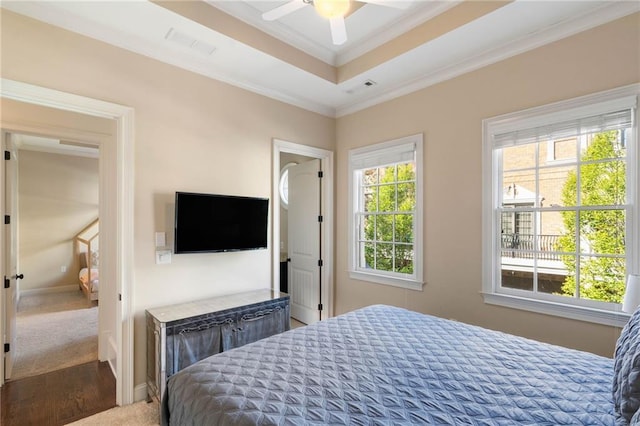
[3,133,18,379]
[0,79,134,405]
[288,159,322,325]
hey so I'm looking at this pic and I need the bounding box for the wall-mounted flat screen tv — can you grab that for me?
[174,192,269,254]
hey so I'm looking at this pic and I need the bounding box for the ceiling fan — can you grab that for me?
[261,0,410,46]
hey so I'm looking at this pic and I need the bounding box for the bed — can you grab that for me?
[75,218,99,303]
[78,251,99,302]
[162,304,640,425]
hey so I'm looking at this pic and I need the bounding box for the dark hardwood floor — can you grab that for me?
[1,360,116,426]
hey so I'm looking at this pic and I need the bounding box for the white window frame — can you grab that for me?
[348,134,424,290]
[482,85,639,327]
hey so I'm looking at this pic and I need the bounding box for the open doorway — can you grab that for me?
[272,140,334,325]
[0,79,135,406]
[8,133,101,381]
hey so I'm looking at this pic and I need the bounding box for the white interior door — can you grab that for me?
[3,133,19,379]
[288,159,322,325]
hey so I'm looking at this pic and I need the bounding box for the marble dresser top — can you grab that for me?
[146,289,289,323]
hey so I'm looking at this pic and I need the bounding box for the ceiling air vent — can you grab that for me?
[166,28,216,56]
[345,79,378,95]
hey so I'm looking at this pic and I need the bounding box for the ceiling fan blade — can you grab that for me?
[358,0,411,10]
[262,0,307,21]
[329,17,347,45]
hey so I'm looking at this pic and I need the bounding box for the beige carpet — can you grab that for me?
[11,289,98,380]
[66,401,159,425]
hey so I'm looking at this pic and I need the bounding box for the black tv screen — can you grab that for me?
[174,192,269,254]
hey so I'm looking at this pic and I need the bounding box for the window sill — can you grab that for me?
[482,292,631,327]
[350,270,424,291]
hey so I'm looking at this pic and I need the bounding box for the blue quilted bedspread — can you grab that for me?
[163,305,615,425]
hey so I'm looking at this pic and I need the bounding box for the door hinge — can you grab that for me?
[4,215,9,225]
[318,259,323,267]
[4,343,9,353]
[4,277,9,289]
[118,293,122,301]
[318,303,323,311]
[317,171,323,178]
[4,151,10,160]
[318,215,323,223]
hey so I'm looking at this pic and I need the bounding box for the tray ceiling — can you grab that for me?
[2,0,638,117]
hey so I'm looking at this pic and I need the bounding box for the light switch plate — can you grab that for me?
[156,249,171,265]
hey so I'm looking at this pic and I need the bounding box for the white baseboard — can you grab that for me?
[107,335,117,378]
[134,383,148,402]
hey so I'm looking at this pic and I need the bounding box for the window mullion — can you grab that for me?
[373,213,377,270]
[575,139,582,300]
[533,142,539,294]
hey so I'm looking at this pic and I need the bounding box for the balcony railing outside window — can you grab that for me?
[501,233,561,261]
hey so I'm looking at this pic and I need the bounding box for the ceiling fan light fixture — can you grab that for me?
[313,0,350,19]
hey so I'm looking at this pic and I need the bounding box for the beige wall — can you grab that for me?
[18,150,99,292]
[335,13,640,358]
[1,10,334,389]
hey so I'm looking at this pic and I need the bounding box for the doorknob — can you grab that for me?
[13,274,23,280]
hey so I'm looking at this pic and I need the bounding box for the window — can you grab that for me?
[546,137,580,163]
[279,162,297,209]
[483,86,638,326]
[348,134,424,290]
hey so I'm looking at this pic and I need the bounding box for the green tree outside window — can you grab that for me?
[362,163,416,274]
[558,131,626,303]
